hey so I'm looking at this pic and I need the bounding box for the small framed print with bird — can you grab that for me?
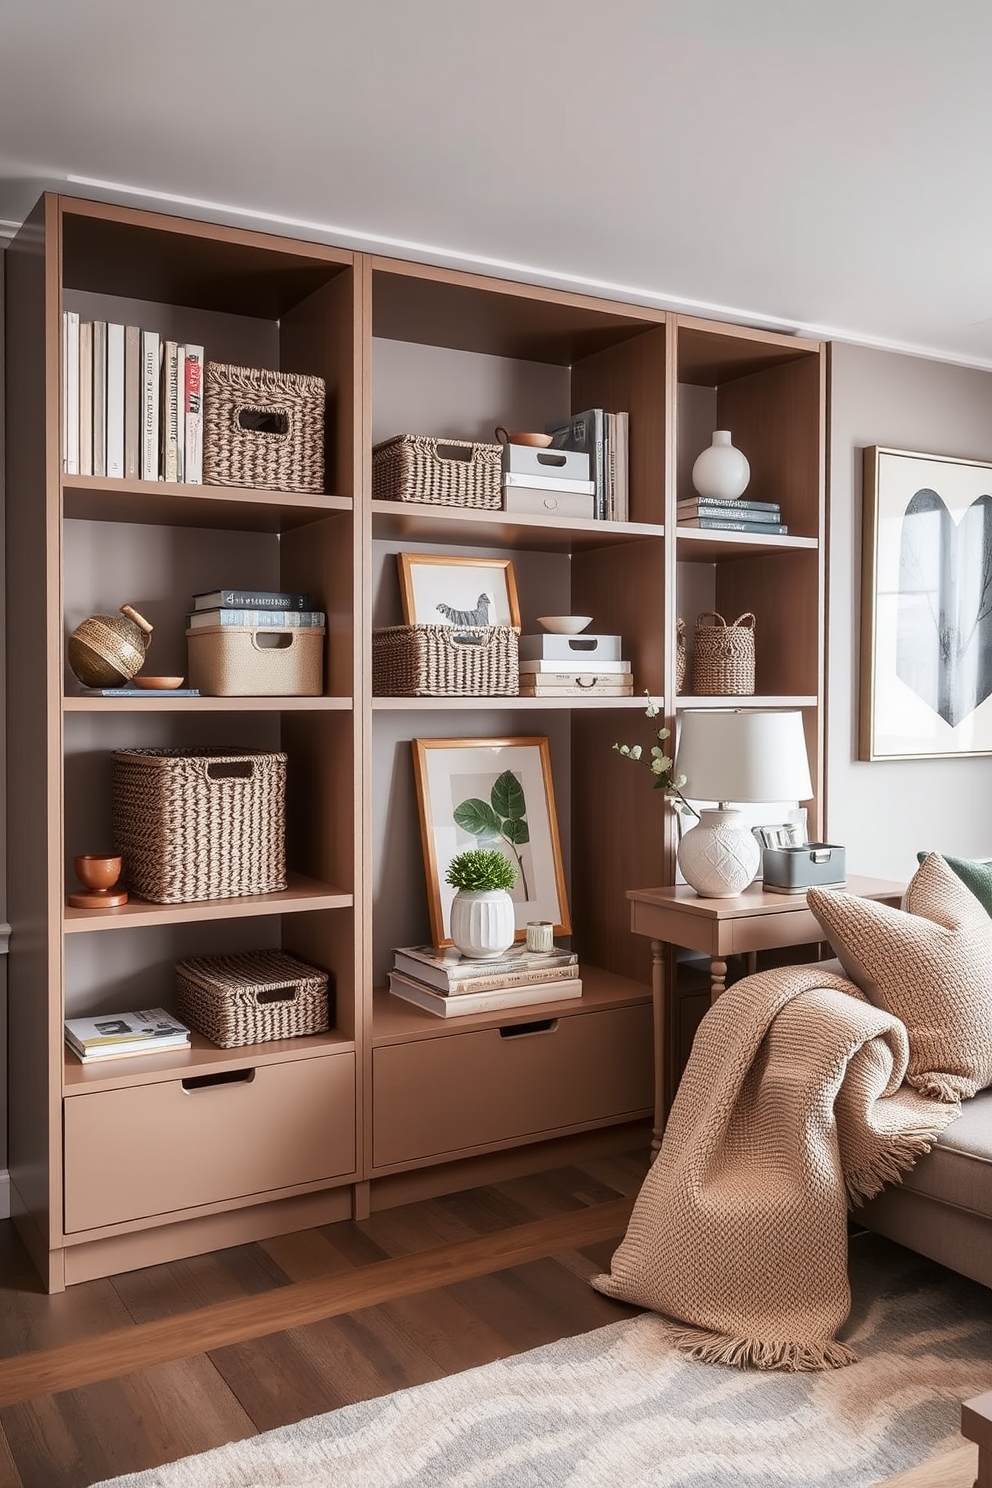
[397,553,521,630]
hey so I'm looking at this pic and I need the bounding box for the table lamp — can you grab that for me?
[673,710,814,897]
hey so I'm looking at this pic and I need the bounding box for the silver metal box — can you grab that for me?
[762,843,846,894]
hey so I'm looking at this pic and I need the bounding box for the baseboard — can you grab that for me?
[0,1171,9,1221]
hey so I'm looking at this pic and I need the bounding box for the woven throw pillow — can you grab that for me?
[807,852,992,1102]
[917,851,992,917]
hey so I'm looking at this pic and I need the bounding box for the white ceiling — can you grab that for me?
[2,0,991,366]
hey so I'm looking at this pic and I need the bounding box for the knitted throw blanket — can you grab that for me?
[593,965,961,1371]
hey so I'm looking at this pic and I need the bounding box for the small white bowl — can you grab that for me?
[537,616,593,635]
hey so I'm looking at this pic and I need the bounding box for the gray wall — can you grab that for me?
[826,340,992,879]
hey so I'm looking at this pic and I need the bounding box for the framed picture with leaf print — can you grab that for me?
[412,736,570,948]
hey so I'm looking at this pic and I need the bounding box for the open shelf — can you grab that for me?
[372,694,653,711]
[65,695,354,713]
[372,500,663,553]
[676,694,816,710]
[675,528,817,560]
[64,476,352,532]
[63,1026,356,1095]
[63,872,352,932]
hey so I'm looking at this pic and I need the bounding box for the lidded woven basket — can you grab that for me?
[111,747,287,903]
[176,949,329,1049]
[372,434,502,509]
[203,362,325,494]
[690,611,756,696]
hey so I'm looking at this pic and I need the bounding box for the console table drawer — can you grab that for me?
[64,1052,356,1233]
[373,1003,652,1168]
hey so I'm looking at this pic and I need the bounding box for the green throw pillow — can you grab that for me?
[917,851,992,917]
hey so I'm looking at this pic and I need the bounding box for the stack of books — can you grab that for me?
[546,408,629,521]
[188,586,325,631]
[388,943,582,1018]
[676,496,787,535]
[65,1007,191,1063]
[501,441,596,521]
[517,631,632,697]
[61,312,203,484]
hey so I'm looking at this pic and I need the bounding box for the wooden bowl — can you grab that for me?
[134,675,185,690]
[494,427,554,448]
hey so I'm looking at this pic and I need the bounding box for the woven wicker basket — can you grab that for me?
[187,625,324,697]
[691,611,756,696]
[372,624,519,696]
[372,434,502,509]
[111,748,287,903]
[676,617,687,693]
[176,949,329,1049]
[203,362,325,494]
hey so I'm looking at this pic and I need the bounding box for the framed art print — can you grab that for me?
[398,553,521,630]
[412,736,570,947]
[861,446,992,760]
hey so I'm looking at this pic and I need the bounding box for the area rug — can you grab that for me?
[95,1233,992,1488]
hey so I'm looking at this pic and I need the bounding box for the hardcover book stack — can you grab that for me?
[517,631,632,698]
[676,495,788,535]
[64,1007,191,1063]
[186,587,326,697]
[388,943,582,1018]
[546,408,629,521]
[61,311,203,483]
[500,441,595,520]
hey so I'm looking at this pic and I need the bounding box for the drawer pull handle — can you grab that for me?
[181,1068,256,1092]
[499,1019,558,1039]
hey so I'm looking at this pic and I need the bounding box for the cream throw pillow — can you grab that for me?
[807,852,992,1101]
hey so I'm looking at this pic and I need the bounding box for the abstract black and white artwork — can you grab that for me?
[861,446,992,759]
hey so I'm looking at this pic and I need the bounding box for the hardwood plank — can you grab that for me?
[0,1424,24,1488]
[876,1442,978,1487]
[110,1241,293,1325]
[0,1199,632,1406]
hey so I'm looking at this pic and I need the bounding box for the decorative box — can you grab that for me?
[500,444,591,481]
[519,633,622,662]
[762,843,847,894]
[372,624,518,696]
[372,434,502,509]
[202,363,325,494]
[176,949,330,1048]
[502,485,595,519]
[187,624,324,696]
[111,747,287,903]
[518,674,633,697]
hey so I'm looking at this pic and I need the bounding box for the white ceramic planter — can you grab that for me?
[691,430,750,501]
[677,808,760,897]
[449,889,516,959]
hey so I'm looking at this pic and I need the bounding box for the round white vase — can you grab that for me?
[691,430,750,501]
[449,889,516,959]
[677,808,760,898]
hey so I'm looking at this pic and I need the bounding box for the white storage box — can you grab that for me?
[519,658,630,674]
[187,624,325,696]
[519,633,623,662]
[519,673,634,696]
[503,485,595,519]
[501,444,591,481]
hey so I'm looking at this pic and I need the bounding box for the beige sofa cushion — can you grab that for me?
[807,853,992,1102]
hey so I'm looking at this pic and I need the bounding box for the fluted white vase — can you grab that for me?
[691,430,750,501]
[677,807,760,898]
[449,889,516,959]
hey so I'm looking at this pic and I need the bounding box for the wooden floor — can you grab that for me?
[0,1150,976,1488]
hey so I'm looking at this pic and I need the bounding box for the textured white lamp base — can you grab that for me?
[677,808,760,898]
[449,889,516,959]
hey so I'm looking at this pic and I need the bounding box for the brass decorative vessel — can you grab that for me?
[67,604,154,688]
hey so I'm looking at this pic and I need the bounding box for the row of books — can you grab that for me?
[388,942,581,1018]
[61,311,204,484]
[547,408,629,521]
[64,1007,191,1063]
[189,586,324,630]
[677,496,788,535]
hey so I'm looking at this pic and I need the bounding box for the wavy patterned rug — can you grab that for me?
[96,1233,991,1488]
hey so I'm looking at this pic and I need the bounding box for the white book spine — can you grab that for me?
[124,325,141,480]
[140,331,161,480]
[184,344,204,483]
[78,322,93,476]
[91,321,107,477]
[105,323,125,478]
[64,310,80,475]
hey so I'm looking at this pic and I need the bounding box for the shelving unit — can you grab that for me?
[5,193,825,1290]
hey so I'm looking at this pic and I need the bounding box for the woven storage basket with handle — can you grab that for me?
[111,747,287,903]
[203,362,325,494]
[691,611,756,695]
[373,624,519,696]
[372,434,502,509]
[176,949,329,1048]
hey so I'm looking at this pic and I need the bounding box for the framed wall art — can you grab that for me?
[861,445,992,760]
[398,553,521,629]
[412,735,570,947]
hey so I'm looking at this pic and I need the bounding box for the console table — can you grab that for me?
[627,875,905,1154]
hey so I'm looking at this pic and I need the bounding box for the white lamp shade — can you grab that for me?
[674,710,813,803]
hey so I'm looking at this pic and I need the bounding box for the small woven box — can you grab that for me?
[372,624,519,696]
[372,434,502,509]
[176,949,330,1049]
[203,362,325,494]
[690,611,756,696]
[111,747,287,904]
[187,625,325,697]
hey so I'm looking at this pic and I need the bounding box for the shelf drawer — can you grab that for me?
[373,1004,652,1168]
[64,1051,356,1233]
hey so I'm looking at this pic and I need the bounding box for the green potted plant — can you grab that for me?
[445,847,517,959]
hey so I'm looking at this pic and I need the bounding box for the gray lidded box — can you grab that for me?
[762,843,846,894]
[501,443,590,481]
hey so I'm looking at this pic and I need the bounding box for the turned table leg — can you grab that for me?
[710,957,728,1002]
